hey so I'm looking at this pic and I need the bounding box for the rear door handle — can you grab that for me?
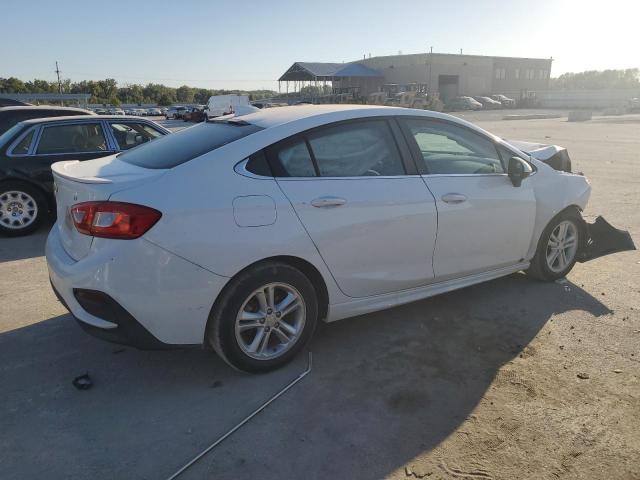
[441,193,467,204]
[311,196,347,208]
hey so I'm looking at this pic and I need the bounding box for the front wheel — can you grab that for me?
[207,262,318,373]
[527,211,582,281]
[0,182,47,237]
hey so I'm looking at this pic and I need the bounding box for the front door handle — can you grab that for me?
[441,193,467,204]
[311,196,347,208]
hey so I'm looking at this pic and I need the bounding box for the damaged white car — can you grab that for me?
[46,105,635,372]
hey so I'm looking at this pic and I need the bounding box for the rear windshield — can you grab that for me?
[117,121,263,169]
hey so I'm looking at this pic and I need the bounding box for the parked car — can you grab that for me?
[445,96,483,111]
[628,98,640,112]
[112,108,125,116]
[0,98,31,107]
[0,106,95,135]
[491,94,516,107]
[150,108,162,116]
[474,96,502,109]
[45,105,635,372]
[0,115,169,236]
[183,106,206,122]
[165,106,188,119]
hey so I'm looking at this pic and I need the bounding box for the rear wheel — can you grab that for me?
[207,262,318,373]
[527,211,582,281]
[0,182,47,237]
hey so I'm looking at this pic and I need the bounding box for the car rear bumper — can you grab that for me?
[50,280,170,349]
[46,224,230,347]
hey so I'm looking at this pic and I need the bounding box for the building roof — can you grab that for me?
[278,62,383,81]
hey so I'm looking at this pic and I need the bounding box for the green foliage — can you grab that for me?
[299,85,332,96]
[551,69,640,90]
[0,77,277,105]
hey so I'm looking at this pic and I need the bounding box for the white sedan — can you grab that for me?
[46,105,635,372]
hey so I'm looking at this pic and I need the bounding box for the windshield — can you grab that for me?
[117,121,263,169]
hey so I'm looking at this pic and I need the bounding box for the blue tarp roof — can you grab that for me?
[279,62,382,81]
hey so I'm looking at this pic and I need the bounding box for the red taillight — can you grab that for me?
[70,202,161,239]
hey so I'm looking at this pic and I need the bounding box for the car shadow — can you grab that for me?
[0,218,53,263]
[184,273,613,479]
[0,274,612,479]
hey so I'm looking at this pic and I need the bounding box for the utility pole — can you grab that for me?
[55,61,62,93]
[428,46,433,94]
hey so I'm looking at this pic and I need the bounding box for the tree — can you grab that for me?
[0,75,277,105]
[176,85,195,103]
[0,77,27,93]
[551,69,640,90]
[158,94,174,106]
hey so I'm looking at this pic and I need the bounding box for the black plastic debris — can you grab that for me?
[72,373,93,390]
[579,216,636,262]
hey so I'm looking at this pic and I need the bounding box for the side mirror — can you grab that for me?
[508,156,530,187]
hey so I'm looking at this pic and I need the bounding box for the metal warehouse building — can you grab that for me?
[279,52,552,102]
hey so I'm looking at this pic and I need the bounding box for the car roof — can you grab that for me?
[237,104,459,129]
[0,105,93,113]
[15,115,171,134]
[20,114,159,125]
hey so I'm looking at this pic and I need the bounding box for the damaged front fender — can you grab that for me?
[578,216,636,262]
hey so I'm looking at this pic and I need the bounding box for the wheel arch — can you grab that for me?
[0,177,54,213]
[203,255,330,344]
[533,203,586,254]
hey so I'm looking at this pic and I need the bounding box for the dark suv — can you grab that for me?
[0,106,95,135]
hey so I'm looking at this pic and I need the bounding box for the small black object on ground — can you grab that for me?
[72,373,93,390]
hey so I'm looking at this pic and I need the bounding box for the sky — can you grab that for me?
[1,0,638,91]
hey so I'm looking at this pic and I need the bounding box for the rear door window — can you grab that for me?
[36,123,108,154]
[118,121,262,169]
[307,120,405,177]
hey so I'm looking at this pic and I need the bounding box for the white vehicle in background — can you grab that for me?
[205,94,250,120]
[491,94,516,107]
[45,105,635,373]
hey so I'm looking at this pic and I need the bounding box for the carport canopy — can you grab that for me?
[278,62,382,81]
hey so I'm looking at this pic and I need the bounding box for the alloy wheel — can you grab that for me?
[234,282,306,360]
[546,220,578,273]
[0,191,38,230]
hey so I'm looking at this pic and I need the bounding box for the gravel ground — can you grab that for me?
[0,110,638,480]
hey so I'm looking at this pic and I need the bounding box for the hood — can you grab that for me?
[508,140,572,173]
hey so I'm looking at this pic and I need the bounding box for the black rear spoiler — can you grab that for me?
[578,216,636,262]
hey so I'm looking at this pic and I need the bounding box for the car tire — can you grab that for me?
[526,210,583,281]
[206,261,318,373]
[0,181,47,237]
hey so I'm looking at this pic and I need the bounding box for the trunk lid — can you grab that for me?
[52,156,166,260]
